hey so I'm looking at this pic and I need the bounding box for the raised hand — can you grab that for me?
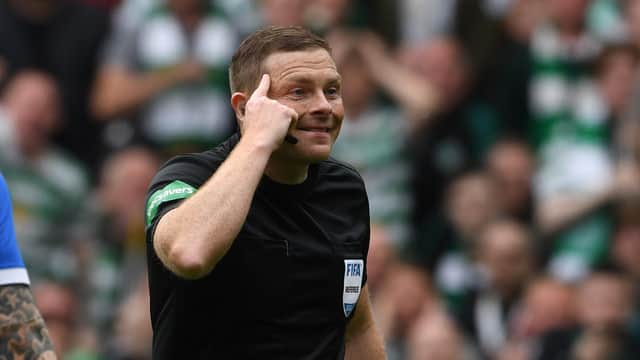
[241,74,298,152]
[174,59,206,83]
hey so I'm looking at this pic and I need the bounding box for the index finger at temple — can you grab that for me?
[251,74,271,99]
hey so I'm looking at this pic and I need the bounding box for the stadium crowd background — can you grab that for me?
[1,0,640,359]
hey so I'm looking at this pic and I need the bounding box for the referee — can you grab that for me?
[145,26,386,359]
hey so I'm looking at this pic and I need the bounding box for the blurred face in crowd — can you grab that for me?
[577,274,634,331]
[383,265,433,337]
[261,49,344,164]
[505,0,545,42]
[336,50,374,118]
[167,0,202,14]
[626,0,640,46]
[167,0,204,30]
[597,48,638,115]
[447,173,499,240]
[2,71,60,158]
[114,276,152,358]
[100,148,159,227]
[546,0,589,33]
[487,140,534,217]
[400,38,468,111]
[515,278,576,337]
[260,0,309,26]
[407,313,464,360]
[572,329,623,360]
[33,282,76,355]
[307,0,350,28]
[478,220,534,297]
[612,224,640,279]
[496,341,529,360]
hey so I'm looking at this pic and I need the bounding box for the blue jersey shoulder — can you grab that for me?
[0,174,25,271]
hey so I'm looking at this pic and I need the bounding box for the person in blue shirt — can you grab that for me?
[0,173,56,359]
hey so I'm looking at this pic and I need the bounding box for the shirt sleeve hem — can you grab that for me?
[0,267,30,286]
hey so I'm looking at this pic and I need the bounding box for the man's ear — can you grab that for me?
[231,92,248,122]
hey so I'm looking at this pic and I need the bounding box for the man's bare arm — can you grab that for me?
[354,32,439,130]
[345,285,386,360]
[536,187,614,235]
[91,62,205,120]
[153,74,297,279]
[0,285,56,360]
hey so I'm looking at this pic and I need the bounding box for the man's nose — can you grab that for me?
[310,90,332,116]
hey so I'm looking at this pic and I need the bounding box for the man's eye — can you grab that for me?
[290,88,305,97]
[325,87,340,97]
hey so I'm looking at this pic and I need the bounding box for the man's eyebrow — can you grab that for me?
[327,76,342,85]
[282,76,314,84]
[281,75,343,85]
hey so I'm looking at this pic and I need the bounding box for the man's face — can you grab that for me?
[613,225,640,278]
[402,39,467,111]
[260,0,308,26]
[447,175,497,237]
[578,276,633,330]
[3,73,59,155]
[167,0,202,14]
[598,51,638,113]
[101,150,159,224]
[547,0,589,31]
[518,281,576,337]
[479,223,532,295]
[262,48,344,163]
[339,54,374,117]
[627,0,640,44]
[488,143,534,214]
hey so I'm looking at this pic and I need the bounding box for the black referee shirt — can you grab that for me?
[145,134,370,359]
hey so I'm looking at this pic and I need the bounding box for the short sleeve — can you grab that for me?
[0,174,29,285]
[144,154,220,243]
[360,178,370,286]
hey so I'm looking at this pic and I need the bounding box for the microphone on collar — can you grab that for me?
[285,135,298,144]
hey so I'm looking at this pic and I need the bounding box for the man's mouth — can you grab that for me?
[298,127,331,133]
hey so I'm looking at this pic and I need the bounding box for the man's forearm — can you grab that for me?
[154,138,272,279]
[368,56,439,127]
[92,65,195,120]
[354,31,439,126]
[345,286,386,360]
[0,285,56,360]
[537,187,613,235]
[345,322,386,360]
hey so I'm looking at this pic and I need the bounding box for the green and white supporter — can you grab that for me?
[0,110,90,283]
[529,23,612,282]
[332,107,411,245]
[102,0,238,153]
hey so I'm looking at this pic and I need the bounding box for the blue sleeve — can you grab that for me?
[0,174,26,274]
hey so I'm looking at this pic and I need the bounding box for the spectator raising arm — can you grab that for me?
[536,187,614,236]
[354,31,440,130]
[537,157,640,236]
[91,60,205,120]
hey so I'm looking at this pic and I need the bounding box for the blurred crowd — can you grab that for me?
[1,0,640,359]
